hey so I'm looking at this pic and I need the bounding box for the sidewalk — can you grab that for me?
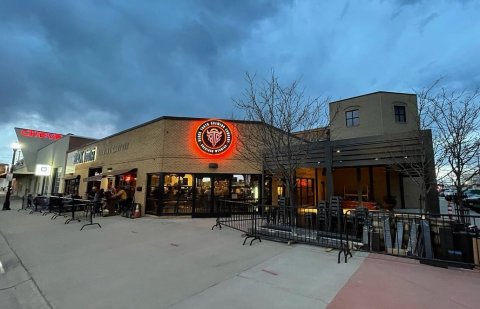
[329,254,480,309]
[1,194,480,309]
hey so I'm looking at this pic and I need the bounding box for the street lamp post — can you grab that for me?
[2,143,21,211]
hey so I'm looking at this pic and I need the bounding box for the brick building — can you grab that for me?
[10,91,439,216]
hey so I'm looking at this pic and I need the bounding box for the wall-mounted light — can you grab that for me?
[336,149,341,153]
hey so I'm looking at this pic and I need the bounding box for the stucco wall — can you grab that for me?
[329,92,419,141]
[36,136,71,194]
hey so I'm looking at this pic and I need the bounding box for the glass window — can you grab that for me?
[394,105,406,123]
[345,109,359,127]
[52,168,61,194]
[164,174,193,201]
[296,177,314,206]
[231,174,260,202]
[147,175,161,199]
[146,174,161,215]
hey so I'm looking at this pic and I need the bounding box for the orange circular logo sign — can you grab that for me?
[196,120,232,155]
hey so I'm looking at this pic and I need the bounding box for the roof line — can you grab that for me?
[67,116,263,152]
[329,91,416,105]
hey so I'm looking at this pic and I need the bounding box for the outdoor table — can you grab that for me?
[65,198,87,224]
[80,201,102,231]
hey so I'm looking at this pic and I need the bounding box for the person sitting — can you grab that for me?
[27,194,34,208]
[112,186,128,215]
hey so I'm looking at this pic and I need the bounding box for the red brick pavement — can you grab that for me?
[328,253,480,309]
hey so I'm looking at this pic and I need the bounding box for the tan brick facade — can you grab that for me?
[70,118,263,213]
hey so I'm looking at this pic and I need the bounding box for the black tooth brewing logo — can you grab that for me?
[196,120,232,155]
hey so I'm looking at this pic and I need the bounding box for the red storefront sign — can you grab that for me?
[20,129,62,140]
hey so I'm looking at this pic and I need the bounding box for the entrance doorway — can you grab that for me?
[193,175,230,217]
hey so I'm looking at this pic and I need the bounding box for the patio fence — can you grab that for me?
[213,199,480,268]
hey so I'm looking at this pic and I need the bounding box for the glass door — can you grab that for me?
[213,176,230,213]
[194,176,212,215]
[192,175,231,217]
[146,174,161,215]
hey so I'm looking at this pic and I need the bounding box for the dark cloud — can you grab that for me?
[0,0,479,162]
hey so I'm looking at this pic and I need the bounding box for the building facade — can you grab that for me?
[12,128,95,198]
[67,117,264,216]
[10,91,439,214]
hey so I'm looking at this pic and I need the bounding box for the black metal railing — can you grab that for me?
[20,195,103,231]
[213,200,480,268]
[347,210,480,268]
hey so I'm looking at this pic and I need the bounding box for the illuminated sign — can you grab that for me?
[196,120,233,155]
[73,147,97,165]
[20,129,62,140]
[35,164,51,176]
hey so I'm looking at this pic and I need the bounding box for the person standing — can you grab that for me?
[93,187,104,214]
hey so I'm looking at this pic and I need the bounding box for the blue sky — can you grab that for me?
[1,0,479,163]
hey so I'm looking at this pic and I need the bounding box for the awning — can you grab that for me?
[102,168,137,177]
[83,174,102,182]
[64,175,80,181]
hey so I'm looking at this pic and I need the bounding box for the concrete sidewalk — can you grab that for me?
[0,195,363,309]
[1,194,480,309]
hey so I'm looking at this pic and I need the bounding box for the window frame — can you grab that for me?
[345,109,360,127]
[394,105,406,123]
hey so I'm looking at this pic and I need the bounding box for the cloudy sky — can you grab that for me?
[1,0,479,163]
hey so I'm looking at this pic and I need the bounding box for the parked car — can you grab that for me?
[443,189,455,201]
[463,189,480,209]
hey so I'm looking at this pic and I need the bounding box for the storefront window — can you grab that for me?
[148,175,161,199]
[64,177,80,197]
[52,168,61,194]
[163,173,193,215]
[231,174,260,202]
[146,174,161,215]
[296,178,314,206]
[146,173,263,217]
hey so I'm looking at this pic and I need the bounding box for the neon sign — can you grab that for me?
[196,120,233,155]
[21,129,62,140]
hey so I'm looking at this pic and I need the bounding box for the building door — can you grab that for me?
[192,174,231,217]
[213,176,230,214]
[193,176,212,216]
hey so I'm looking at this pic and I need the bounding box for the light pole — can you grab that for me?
[2,143,21,211]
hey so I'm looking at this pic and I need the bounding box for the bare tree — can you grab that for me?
[388,82,443,212]
[233,71,330,209]
[428,88,480,215]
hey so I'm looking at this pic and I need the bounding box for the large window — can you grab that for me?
[163,173,193,215]
[296,178,314,206]
[345,109,359,127]
[231,174,260,202]
[394,105,406,123]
